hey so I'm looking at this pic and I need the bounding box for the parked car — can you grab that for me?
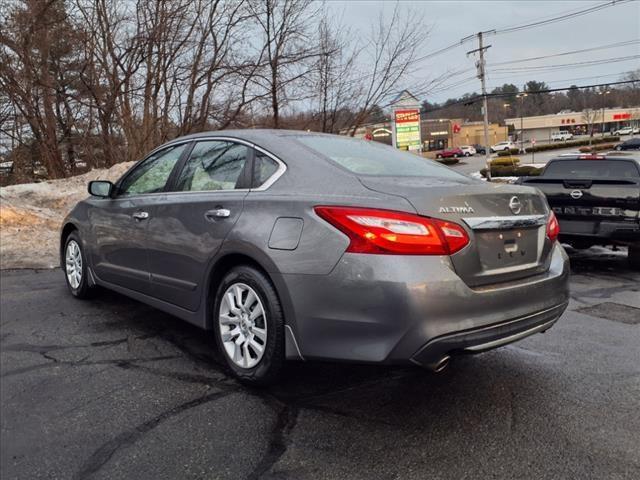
[614,138,640,151]
[520,154,640,269]
[551,131,573,142]
[472,144,487,155]
[632,126,640,134]
[459,145,477,156]
[435,147,463,159]
[613,127,633,136]
[490,141,516,152]
[61,130,570,384]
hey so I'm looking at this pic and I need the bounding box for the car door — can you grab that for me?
[145,139,252,311]
[90,143,189,294]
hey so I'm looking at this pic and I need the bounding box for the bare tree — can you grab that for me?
[0,0,72,178]
[347,4,428,135]
[312,14,358,133]
[582,108,598,145]
[247,0,321,128]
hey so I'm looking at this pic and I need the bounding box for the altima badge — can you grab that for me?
[439,205,475,214]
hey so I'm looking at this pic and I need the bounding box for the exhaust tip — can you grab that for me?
[432,355,450,373]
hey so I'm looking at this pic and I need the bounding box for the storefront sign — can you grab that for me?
[394,109,421,149]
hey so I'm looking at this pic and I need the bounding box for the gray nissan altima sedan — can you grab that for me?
[61,130,570,384]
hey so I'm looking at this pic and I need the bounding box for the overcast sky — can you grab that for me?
[330,0,640,103]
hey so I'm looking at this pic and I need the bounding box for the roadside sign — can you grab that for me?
[394,109,421,149]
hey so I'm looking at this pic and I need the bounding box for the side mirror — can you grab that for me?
[88,180,114,198]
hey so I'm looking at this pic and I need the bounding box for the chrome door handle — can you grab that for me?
[132,211,149,220]
[205,208,231,219]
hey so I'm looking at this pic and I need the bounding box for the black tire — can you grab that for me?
[436,154,442,159]
[453,153,459,158]
[63,231,96,299]
[213,265,285,385]
[615,145,622,151]
[628,244,640,271]
[464,152,470,157]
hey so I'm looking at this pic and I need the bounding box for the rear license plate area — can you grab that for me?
[476,227,539,270]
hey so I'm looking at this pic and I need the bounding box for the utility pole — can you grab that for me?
[466,30,494,181]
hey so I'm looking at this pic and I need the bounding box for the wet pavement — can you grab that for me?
[1,247,639,480]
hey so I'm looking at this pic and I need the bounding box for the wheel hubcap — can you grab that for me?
[65,240,82,289]
[218,283,267,369]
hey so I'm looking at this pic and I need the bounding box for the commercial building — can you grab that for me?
[505,107,640,143]
[342,118,508,151]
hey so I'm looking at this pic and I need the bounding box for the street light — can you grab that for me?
[516,93,528,153]
[598,89,611,137]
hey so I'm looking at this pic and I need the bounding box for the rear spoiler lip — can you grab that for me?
[521,177,638,185]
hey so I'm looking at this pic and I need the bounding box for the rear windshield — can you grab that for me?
[544,159,640,178]
[294,135,466,178]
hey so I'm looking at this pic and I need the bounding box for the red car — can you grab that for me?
[435,147,463,159]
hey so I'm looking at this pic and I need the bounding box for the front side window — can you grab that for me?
[119,144,187,195]
[175,141,249,191]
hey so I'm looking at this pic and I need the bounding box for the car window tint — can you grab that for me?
[253,152,279,187]
[544,160,640,178]
[176,141,248,191]
[119,144,187,195]
[294,135,466,179]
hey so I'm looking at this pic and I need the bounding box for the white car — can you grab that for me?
[632,127,640,134]
[551,131,573,141]
[614,127,633,136]
[459,145,476,156]
[490,141,516,152]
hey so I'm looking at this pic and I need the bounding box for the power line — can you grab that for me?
[492,54,640,73]
[410,0,630,69]
[492,0,633,35]
[486,70,635,87]
[488,39,640,67]
[419,80,639,114]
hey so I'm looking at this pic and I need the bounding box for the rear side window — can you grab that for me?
[253,152,279,187]
[175,141,249,191]
[294,135,465,178]
[544,160,640,178]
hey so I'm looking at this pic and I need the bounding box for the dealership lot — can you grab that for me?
[1,248,639,480]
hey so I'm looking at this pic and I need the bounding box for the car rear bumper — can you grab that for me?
[409,302,566,368]
[280,242,570,364]
[558,218,640,245]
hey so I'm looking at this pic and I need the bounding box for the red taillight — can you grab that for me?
[578,155,605,160]
[314,206,470,255]
[546,210,560,242]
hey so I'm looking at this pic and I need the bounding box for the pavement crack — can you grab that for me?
[73,390,231,480]
[2,338,130,354]
[116,363,237,391]
[1,355,179,378]
[247,402,300,480]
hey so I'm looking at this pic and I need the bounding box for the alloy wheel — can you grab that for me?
[218,283,267,369]
[65,240,82,289]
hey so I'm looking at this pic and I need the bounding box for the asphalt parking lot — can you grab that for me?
[1,248,639,480]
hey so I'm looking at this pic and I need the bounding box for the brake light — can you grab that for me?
[546,210,560,242]
[314,206,470,255]
[578,155,605,160]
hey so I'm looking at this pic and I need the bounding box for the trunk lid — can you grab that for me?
[359,176,552,287]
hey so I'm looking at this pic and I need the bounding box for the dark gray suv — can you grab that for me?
[61,130,570,384]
